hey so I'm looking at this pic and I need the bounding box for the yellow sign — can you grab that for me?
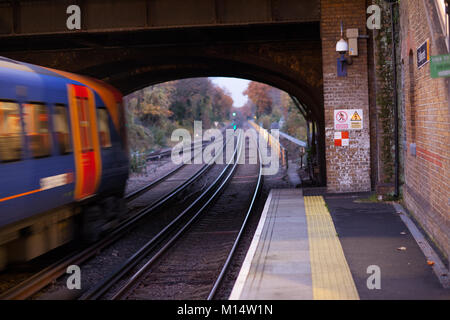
[351,111,361,121]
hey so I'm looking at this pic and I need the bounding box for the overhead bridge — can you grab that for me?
[0,0,376,194]
[0,0,319,36]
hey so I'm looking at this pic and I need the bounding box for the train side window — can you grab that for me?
[97,108,112,148]
[76,97,93,152]
[53,105,72,154]
[0,101,23,162]
[23,103,51,158]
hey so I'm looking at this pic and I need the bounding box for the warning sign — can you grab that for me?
[335,111,348,123]
[334,109,363,130]
[351,111,361,121]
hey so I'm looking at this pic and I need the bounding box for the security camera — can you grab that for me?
[336,38,348,54]
[336,37,352,76]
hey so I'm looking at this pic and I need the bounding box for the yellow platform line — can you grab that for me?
[304,196,359,300]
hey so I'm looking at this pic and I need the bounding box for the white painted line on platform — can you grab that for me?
[229,190,274,300]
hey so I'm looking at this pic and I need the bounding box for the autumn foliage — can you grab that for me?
[243,81,273,117]
[241,81,307,142]
[125,78,233,153]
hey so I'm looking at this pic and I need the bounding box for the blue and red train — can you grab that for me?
[0,57,129,269]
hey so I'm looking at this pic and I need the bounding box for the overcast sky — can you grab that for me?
[210,77,250,108]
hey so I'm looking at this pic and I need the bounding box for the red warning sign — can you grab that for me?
[336,111,348,123]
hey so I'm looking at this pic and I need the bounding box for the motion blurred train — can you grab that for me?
[0,57,129,269]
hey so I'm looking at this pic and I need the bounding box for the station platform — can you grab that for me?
[229,188,359,300]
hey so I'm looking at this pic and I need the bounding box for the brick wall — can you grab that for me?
[399,0,450,262]
[321,0,372,192]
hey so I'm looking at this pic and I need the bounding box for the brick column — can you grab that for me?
[321,0,371,192]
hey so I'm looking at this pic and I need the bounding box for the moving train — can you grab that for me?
[0,57,129,270]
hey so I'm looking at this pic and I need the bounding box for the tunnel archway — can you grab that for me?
[101,55,326,185]
[2,22,325,185]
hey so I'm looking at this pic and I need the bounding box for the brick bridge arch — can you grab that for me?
[1,0,374,192]
[4,28,327,184]
[99,54,327,185]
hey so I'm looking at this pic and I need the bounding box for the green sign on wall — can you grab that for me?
[430,54,450,78]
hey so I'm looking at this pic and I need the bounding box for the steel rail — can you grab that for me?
[83,132,243,300]
[0,136,229,300]
[207,132,263,299]
[125,136,224,202]
[146,126,228,161]
[146,140,209,161]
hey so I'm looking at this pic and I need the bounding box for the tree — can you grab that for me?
[280,91,307,141]
[239,101,255,119]
[212,87,233,120]
[125,77,234,153]
[243,81,273,117]
[140,87,173,125]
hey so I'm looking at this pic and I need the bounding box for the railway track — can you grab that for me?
[126,127,229,202]
[0,132,232,300]
[125,138,223,203]
[145,140,209,161]
[80,128,262,300]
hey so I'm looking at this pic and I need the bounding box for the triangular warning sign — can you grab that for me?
[351,111,361,121]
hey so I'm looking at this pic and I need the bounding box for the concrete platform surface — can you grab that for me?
[229,189,450,300]
[229,188,358,300]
